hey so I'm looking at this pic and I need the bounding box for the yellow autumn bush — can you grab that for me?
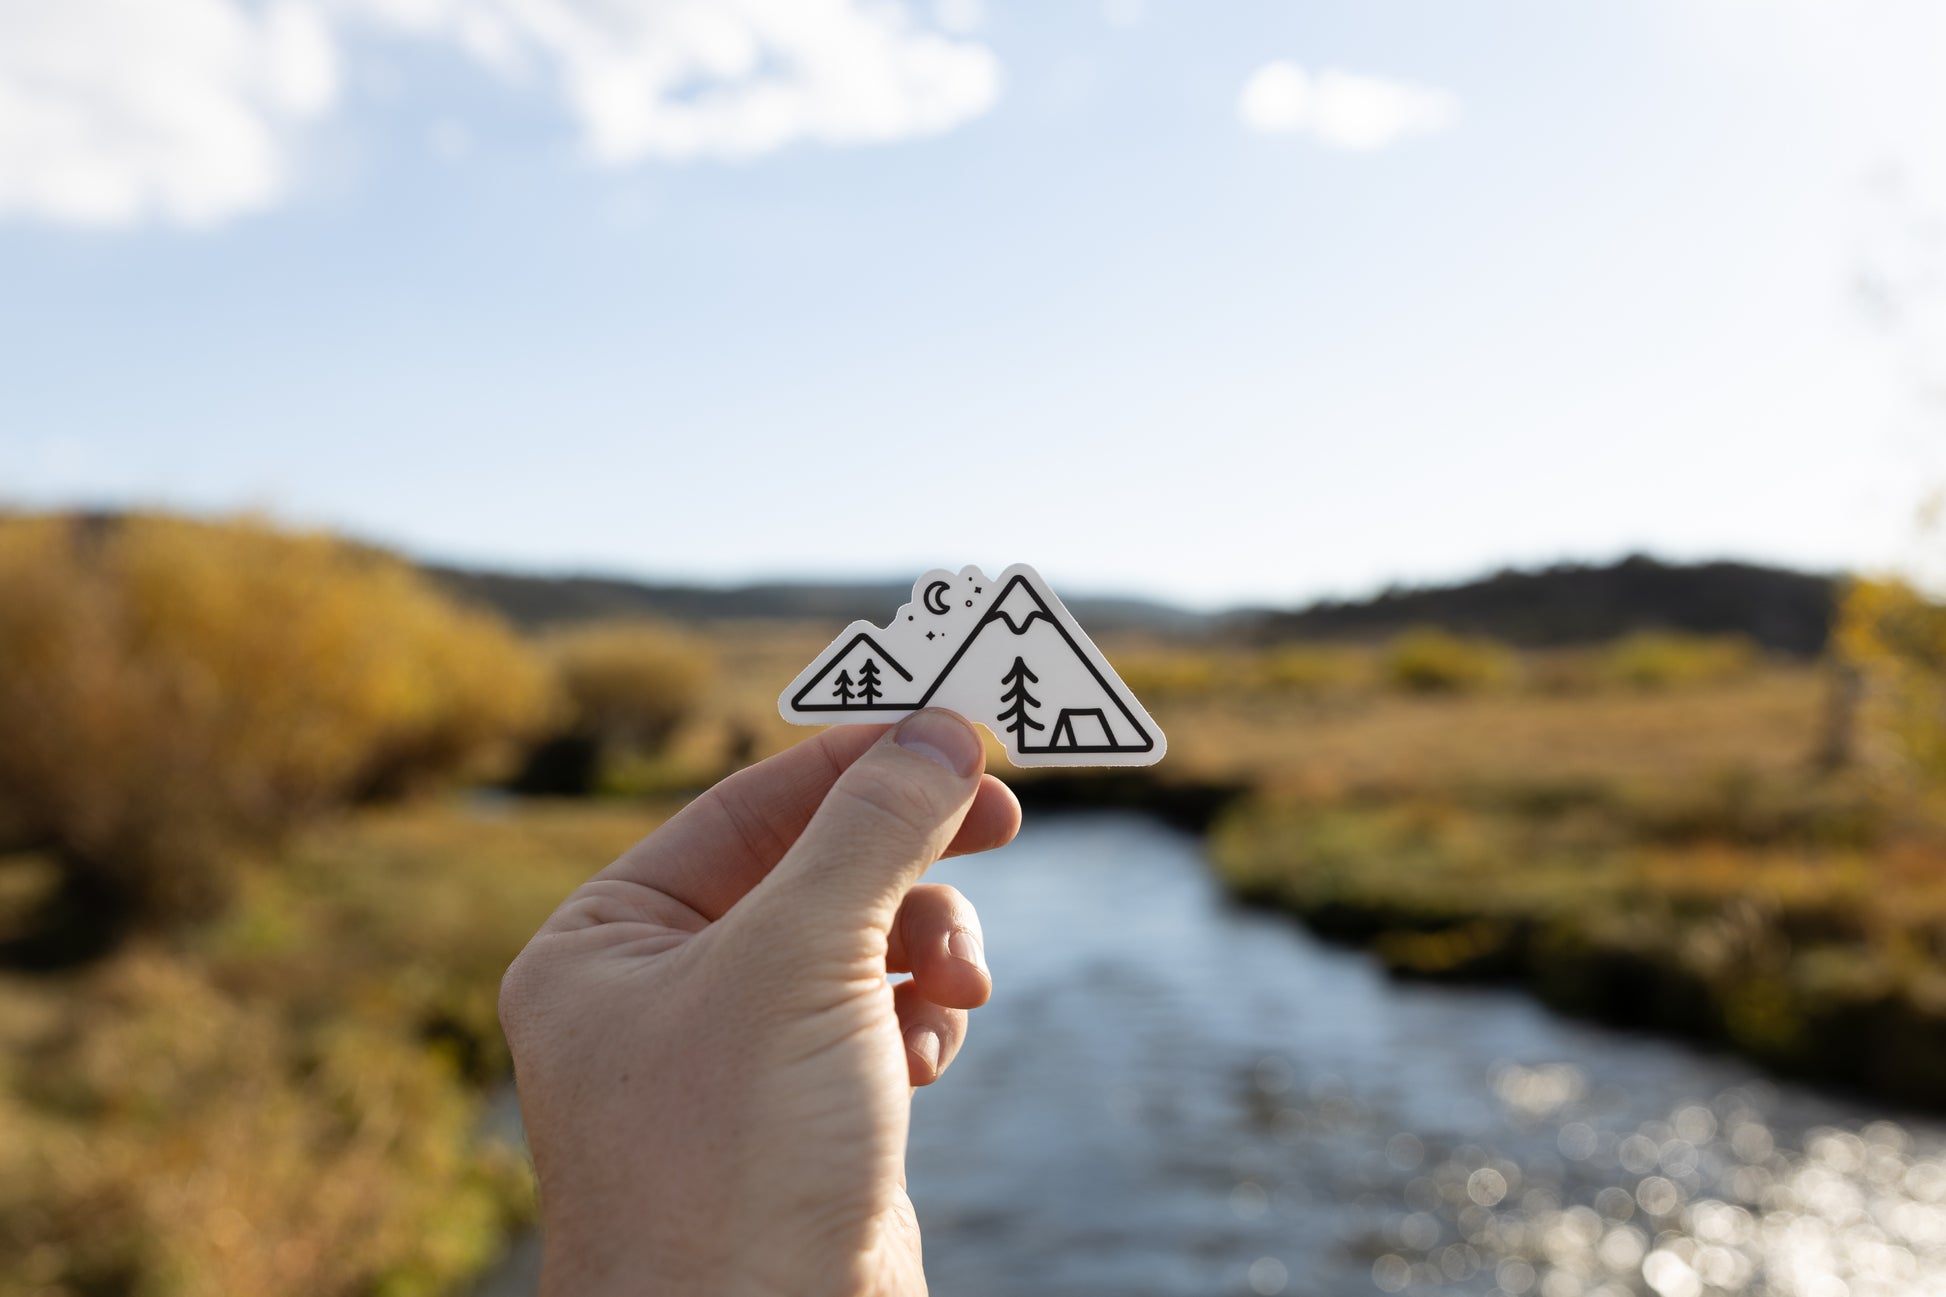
[0,796,665,1297]
[1600,631,1757,690]
[0,950,530,1297]
[546,621,714,753]
[0,513,552,927]
[1253,644,1373,695]
[1834,576,1946,781]
[1380,626,1517,694]
[1114,649,1223,699]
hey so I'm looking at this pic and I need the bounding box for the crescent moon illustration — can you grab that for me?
[922,580,952,615]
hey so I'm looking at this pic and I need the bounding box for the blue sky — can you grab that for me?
[2,0,1942,607]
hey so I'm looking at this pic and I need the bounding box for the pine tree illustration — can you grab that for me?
[832,668,856,705]
[996,656,1044,749]
[857,659,883,705]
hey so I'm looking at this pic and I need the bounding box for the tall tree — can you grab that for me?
[997,656,1044,749]
[832,668,855,706]
[858,659,883,705]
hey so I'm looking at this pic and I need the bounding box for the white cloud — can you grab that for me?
[0,0,339,227]
[933,0,985,36]
[1238,60,1457,151]
[403,0,1002,165]
[0,0,999,229]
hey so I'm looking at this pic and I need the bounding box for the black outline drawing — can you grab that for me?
[996,656,1045,746]
[857,659,883,705]
[779,565,1164,766]
[915,575,1154,755]
[789,633,916,712]
[1046,708,1114,751]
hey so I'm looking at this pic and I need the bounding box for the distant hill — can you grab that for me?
[425,566,1212,636]
[430,554,1837,655]
[1232,556,1837,656]
[29,514,1837,651]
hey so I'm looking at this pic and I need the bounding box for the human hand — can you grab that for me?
[498,710,1021,1297]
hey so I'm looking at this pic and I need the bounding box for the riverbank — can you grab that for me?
[908,811,1946,1297]
[1209,775,1946,1110]
[1001,655,1946,1112]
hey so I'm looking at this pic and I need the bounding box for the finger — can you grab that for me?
[886,884,990,1010]
[750,710,985,932]
[593,724,883,917]
[591,720,1012,921]
[944,774,1021,860]
[894,978,968,1087]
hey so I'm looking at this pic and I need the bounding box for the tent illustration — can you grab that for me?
[778,564,1165,768]
[1047,708,1117,751]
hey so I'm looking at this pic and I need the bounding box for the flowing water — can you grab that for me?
[479,812,1946,1297]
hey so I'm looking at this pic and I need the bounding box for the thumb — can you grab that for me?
[745,709,986,941]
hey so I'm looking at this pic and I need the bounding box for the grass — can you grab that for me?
[1132,659,1823,794]
[0,797,669,1297]
[667,630,1824,796]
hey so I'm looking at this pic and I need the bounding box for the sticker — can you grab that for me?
[778,564,1166,768]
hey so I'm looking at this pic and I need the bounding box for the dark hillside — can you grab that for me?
[427,568,906,627]
[1235,556,1836,655]
[426,566,1210,635]
[430,555,1837,653]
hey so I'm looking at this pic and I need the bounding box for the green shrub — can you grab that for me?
[1837,577,1946,781]
[516,622,716,794]
[1600,631,1757,690]
[1114,650,1222,699]
[1253,645,1371,695]
[1380,627,1516,694]
[0,513,553,933]
[550,621,714,752]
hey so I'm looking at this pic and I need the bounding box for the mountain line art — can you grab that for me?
[789,632,917,711]
[778,564,1166,768]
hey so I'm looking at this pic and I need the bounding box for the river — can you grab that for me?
[478,812,1946,1297]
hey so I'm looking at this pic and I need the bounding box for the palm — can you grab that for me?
[502,719,1015,1297]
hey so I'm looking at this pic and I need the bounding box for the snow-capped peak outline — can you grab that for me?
[778,564,1166,769]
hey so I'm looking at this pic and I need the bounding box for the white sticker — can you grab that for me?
[778,564,1166,768]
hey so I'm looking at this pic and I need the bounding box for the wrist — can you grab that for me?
[536,1212,855,1297]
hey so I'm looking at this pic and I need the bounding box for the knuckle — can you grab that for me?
[919,881,969,914]
[828,765,953,843]
[943,891,980,934]
[496,948,548,1042]
[552,879,654,929]
[496,958,530,1038]
[901,886,972,947]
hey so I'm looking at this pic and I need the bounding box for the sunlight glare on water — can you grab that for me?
[908,814,1946,1297]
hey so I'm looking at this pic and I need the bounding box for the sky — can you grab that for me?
[1,0,1943,608]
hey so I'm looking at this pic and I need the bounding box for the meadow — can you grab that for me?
[1,511,1940,1297]
[1121,625,1946,1105]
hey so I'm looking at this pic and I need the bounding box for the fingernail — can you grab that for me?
[906,1024,942,1073]
[948,928,987,975]
[895,709,981,777]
